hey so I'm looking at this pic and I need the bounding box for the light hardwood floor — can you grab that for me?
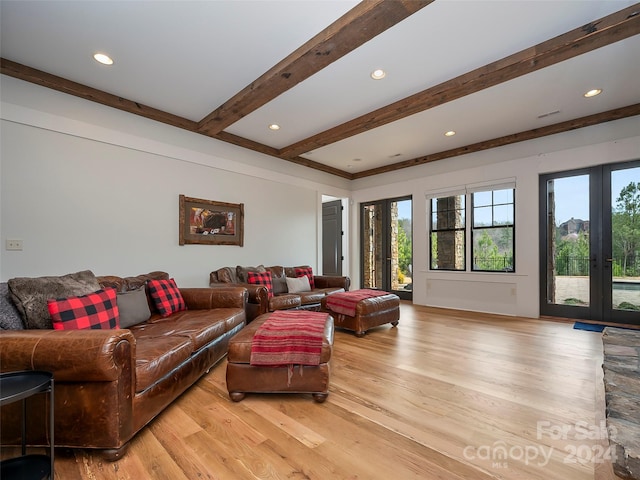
[8,303,625,479]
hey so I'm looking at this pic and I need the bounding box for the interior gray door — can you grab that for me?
[322,200,342,276]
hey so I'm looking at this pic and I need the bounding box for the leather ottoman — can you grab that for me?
[321,290,400,337]
[226,312,334,403]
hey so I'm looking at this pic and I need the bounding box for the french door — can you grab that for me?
[361,196,412,300]
[539,161,640,325]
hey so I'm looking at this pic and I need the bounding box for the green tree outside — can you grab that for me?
[397,218,412,278]
[555,231,590,275]
[612,181,640,277]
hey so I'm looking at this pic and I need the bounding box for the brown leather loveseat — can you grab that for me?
[0,271,247,460]
[210,265,349,322]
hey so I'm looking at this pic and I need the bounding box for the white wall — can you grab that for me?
[2,75,639,317]
[349,117,640,318]
[0,77,351,286]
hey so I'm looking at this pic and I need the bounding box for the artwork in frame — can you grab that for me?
[179,195,244,246]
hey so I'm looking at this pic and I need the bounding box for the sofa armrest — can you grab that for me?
[180,287,248,310]
[314,275,350,291]
[208,283,268,309]
[0,329,135,382]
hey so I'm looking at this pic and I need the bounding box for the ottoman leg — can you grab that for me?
[229,392,246,402]
[312,392,328,403]
[355,330,366,338]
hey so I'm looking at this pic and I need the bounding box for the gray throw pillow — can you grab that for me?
[8,270,101,329]
[271,274,288,295]
[0,282,25,330]
[117,288,151,328]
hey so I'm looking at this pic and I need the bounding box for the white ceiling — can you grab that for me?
[1,0,639,176]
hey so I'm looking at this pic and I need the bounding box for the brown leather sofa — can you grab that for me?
[0,271,247,460]
[210,265,349,322]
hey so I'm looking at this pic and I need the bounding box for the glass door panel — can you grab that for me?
[541,161,640,324]
[546,174,591,309]
[391,199,413,295]
[362,203,383,290]
[609,166,640,316]
[361,197,412,300]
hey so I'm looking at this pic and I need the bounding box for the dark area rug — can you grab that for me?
[573,322,606,332]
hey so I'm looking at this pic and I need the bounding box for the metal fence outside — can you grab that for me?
[473,256,514,271]
[554,256,640,277]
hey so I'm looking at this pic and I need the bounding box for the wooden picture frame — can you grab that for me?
[179,195,244,246]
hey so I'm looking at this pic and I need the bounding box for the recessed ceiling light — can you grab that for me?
[444,130,456,137]
[268,124,280,131]
[370,69,386,80]
[93,53,114,65]
[584,88,602,98]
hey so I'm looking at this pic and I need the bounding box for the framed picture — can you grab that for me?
[179,195,244,246]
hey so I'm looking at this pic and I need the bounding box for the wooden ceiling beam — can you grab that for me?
[213,131,353,179]
[2,4,638,181]
[196,0,433,136]
[280,4,640,159]
[0,58,198,132]
[0,58,354,179]
[353,104,640,179]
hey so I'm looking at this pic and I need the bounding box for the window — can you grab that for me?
[472,189,514,272]
[430,194,465,270]
[429,183,515,273]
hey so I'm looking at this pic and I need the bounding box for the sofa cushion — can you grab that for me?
[48,288,120,330]
[8,270,102,329]
[0,283,24,330]
[247,271,273,298]
[269,294,301,311]
[132,334,194,392]
[148,278,187,317]
[286,275,310,293]
[236,265,265,283]
[117,288,151,328]
[294,266,315,289]
[297,291,326,306]
[137,309,229,350]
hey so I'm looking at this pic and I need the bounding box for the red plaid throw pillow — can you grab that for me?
[294,267,315,289]
[247,271,273,298]
[48,288,120,330]
[147,278,187,317]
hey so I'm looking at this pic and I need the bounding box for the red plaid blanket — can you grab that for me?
[250,311,328,367]
[325,289,388,317]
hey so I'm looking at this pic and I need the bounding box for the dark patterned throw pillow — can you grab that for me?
[247,271,274,298]
[147,278,187,317]
[294,267,315,290]
[47,288,120,330]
